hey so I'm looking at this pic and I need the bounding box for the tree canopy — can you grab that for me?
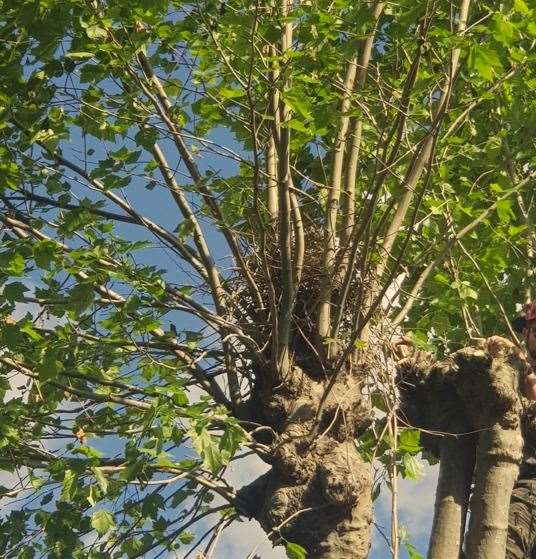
[0,0,534,557]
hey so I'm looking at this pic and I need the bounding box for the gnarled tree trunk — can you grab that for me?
[398,354,475,559]
[454,345,523,559]
[238,365,373,559]
[398,339,526,559]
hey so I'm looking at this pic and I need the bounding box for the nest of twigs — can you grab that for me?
[227,222,376,371]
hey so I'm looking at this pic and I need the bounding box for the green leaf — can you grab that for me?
[371,393,387,413]
[132,314,161,334]
[398,430,421,455]
[513,0,531,14]
[171,490,191,508]
[286,542,307,559]
[87,484,99,507]
[65,52,95,59]
[122,538,145,558]
[92,467,108,495]
[91,509,115,535]
[491,14,516,45]
[60,469,77,502]
[467,45,503,81]
[458,283,478,300]
[508,224,527,237]
[401,454,425,480]
[39,350,63,381]
[175,218,195,240]
[219,423,245,463]
[86,25,108,40]
[3,282,28,302]
[219,87,245,99]
[171,386,188,407]
[20,322,44,341]
[281,89,312,119]
[496,199,515,223]
[141,493,164,519]
[406,331,435,353]
[189,425,224,474]
[354,339,367,350]
[69,283,95,313]
[4,252,25,276]
[34,240,58,270]
[30,475,44,490]
[179,531,195,544]
[404,542,424,559]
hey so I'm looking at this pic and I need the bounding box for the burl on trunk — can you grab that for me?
[238,364,373,559]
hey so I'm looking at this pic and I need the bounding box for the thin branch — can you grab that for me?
[377,0,470,283]
[274,0,295,378]
[317,2,384,345]
[151,142,226,308]
[458,237,520,343]
[0,212,230,404]
[392,170,536,326]
[341,2,385,246]
[12,128,209,280]
[290,188,304,284]
[12,190,139,224]
[134,52,264,312]
[1,357,152,411]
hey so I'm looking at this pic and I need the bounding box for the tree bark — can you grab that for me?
[427,434,475,559]
[397,338,526,559]
[238,365,373,559]
[397,355,475,559]
[465,423,522,558]
[454,343,524,559]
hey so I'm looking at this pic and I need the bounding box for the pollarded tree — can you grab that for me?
[0,0,534,558]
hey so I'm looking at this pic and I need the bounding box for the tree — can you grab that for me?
[0,0,534,557]
[398,337,526,558]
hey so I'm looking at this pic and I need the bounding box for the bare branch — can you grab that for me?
[317,2,384,345]
[134,53,264,312]
[274,0,295,378]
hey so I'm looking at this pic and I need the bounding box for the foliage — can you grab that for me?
[0,0,534,556]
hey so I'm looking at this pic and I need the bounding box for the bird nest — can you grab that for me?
[226,224,377,370]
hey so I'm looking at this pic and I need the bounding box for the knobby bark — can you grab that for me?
[238,365,373,559]
[398,338,526,559]
[455,345,524,559]
[398,355,475,559]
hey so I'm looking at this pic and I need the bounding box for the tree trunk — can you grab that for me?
[238,365,373,558]
[464,422,522,558]
[454,343,524,559]
[397,339,526,559]
[427,434,475,559]
[248,442,373,559]
[396,354,475,559]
